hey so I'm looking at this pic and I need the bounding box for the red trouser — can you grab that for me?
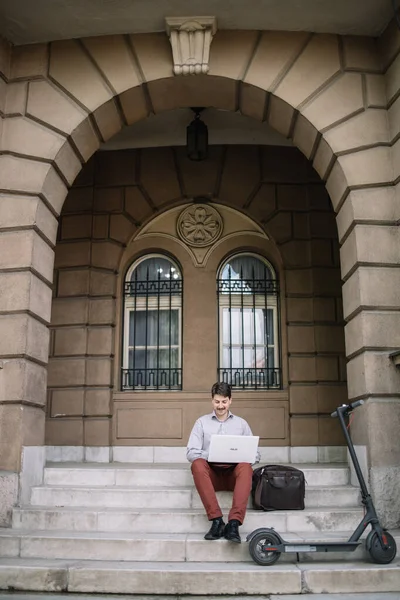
[191,458,253,524]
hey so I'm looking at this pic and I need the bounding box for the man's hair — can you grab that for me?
[211,381,232,399]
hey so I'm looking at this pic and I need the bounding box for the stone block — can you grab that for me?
[263,146,318,184]
[50,39,113,111]
[27,80,86,136]
[148,75,237,113]
[89,270,116,296]
[245,31,309,91]
[96,151,138,187]
[340,225,400,280]
[0,358,47,406]
[74,158,94,188]
[11,43,48,79]
[286,297,313,322]
[47,358,86,387]
[89,298,115,325]
[82,34,140,93]
[51,298,88,326]
[94,186,124,212]
[54,142,82,187]
[0,313,49,364]
[276,34,340,108]
[389,95,400,141]
[339,146,393,190]
[175,146,221,200]
[0,271,52,323]
[336,187,397,243]
[0,472,18,526]
[307,184,332,211]
[84,418,111,446]
[277,184,308,210]
[248,184,276,222]
[2,116,65,160]
[85,389,112,416]
[312,137,335,181]
[385,51,400,105]
[54,241,91,269]
[124,186,153,223]
[267,95,295,138]
[378,15,400,69]
[281,240,311,267]
[58,269,90,297]
[292,213,310,239]
[311,240,333,266]
[50,390,85,417]
[309,211,337,238]
[87,327,113,355]
[342,266,400,320]
[289,356,316,382]
[315,325,345,353]
[347,351,400,398]
[240,83,267,122]
[292,114,318,159]
[0,196,55,246]
[318,415,343,445]
[287,325,315,353]
[63,186,94,214]
[71,116,100,162]
[210,30,258,80]
[54,327,87,356]
[290,416,319,445]
[313,298,336,322]
[366,74,387,108]
[0,405,22,470]
[0,154,67,215]
[45,418,84,446]
[4,82,27,115]
[61,214,92,240]
[370,464,400,529]
[86,358,112,386]
[265,212,293,244]
[0,36,10,79]
[91,241,123,270]
[130,33,172,81]
[316,356,339,381]
[119,86,149,125]
[109,213,134,244]
[285,269,313,294]
[324,109,389,154]
[140,147,181,206]
[93,214,109,239]
[93,99,122,142]
[289,384,318,413]
[345,311,400,357]
[312,267,342,295]
[303,72,364,131]
[342,36,381,71]
[317,384,348,413]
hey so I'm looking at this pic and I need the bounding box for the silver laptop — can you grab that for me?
[208,434,259,464]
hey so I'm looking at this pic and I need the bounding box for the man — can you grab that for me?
[186,381,259,543]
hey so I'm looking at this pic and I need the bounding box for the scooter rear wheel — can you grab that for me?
[248,531,281,566]
[367,531,397,564]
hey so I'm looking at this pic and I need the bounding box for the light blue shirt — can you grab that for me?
[186,411,260,463]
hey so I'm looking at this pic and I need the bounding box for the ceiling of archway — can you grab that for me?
[0,0,394,45]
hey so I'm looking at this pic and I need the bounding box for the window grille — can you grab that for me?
[122,255,182,390]
[217,253,281,390]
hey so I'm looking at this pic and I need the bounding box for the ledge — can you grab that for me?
[389,350,400,367]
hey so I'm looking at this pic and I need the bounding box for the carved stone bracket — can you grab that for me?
[165,17,217,75]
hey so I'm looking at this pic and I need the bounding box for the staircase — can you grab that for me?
[0,458,399,595]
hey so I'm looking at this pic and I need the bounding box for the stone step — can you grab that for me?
[1,529,399,563]
[0,557,399,595]
[43,462,350,487]
[1,594,400,600]
[30,484,360,510]
[13,506,365,533]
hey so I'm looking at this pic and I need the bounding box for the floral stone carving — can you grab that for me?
[177,204,223,247]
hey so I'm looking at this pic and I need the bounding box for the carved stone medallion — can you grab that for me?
[177,204,223,247]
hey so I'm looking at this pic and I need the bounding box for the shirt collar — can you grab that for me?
[211,410,233,421]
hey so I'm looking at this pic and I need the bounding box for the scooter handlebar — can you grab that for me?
[331,399,364,418]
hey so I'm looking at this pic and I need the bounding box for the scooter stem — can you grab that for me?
[337,407,370,499]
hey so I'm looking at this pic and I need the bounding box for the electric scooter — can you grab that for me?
[246,399,398,565]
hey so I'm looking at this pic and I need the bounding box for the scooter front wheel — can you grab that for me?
[367,531,397,564]
[248,531,281,566]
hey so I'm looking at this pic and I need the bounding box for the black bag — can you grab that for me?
[252,464,305,511]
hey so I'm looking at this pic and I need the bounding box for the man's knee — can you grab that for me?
[191,458,208,475]
[235,462,253,479]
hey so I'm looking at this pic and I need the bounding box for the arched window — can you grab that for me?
[217,253,281,389]
[122,254,183,390]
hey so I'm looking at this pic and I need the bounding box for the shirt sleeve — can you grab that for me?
[186,418,208,463]
[242,419,261,464]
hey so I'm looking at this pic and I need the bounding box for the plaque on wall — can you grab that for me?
[177,204,223,247]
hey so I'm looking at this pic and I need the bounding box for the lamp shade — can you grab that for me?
[186,112,208,161]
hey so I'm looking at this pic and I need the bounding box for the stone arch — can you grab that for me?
[0,30,399,526]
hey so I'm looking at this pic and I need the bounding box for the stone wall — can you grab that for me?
[48,144,347,447]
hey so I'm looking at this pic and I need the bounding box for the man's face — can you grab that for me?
[212,394,232,420]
